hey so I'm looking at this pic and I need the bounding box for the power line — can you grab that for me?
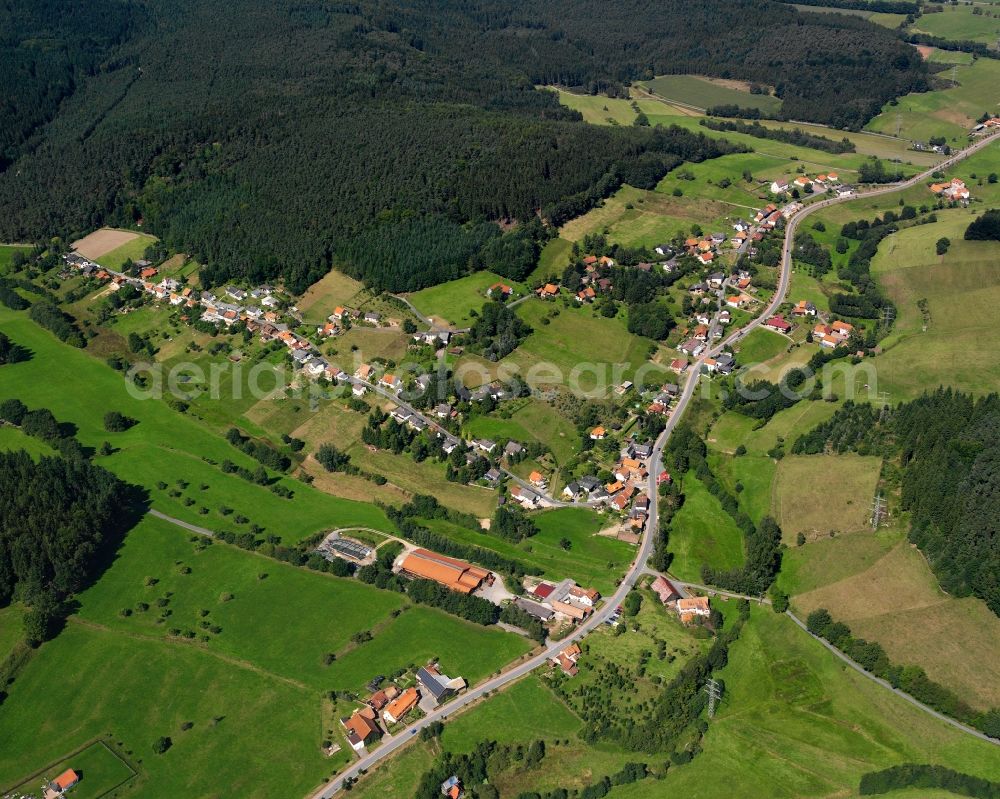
[870,494,888,530]
[704,678,722,718]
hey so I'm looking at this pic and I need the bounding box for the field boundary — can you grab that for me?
[1,737,139,798]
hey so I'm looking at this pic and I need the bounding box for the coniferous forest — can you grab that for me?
[0,0,927,292]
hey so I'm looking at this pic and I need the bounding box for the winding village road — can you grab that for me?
[137,133,994,799]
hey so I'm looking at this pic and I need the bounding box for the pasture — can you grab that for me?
[0,622,335,799]
[4,740,135,799]
[793,535,1000,711]
[871,210,1000,399]
[560,184,738,250]
[909,5,1000,45]
[607,607,1000,799]
[735,327,790,366]
[407,271,527,328]
[642,75,782,115]
[772,454,883,541]
[0,425,56,459]
[295,268,367,323]
[667,472,745,581]
[866,56,1000,142]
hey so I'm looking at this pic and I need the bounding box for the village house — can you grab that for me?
[651,575,682,606]
[536,283,559,298]
[341,710,381,752]
[441,775,465,799]
[697,250,715,266]
[514,596,554,621]
[487,282,512,299]
[707,272,725,290]
[551,643,582,676]
[382,686,420,725]
[679,338,705,357]
[770,179,789,194]
[677,596,711,625]
[509,484,542,509]
[45,769,80,798]
[416,663,466,706]
[528,470,547,489]
[764,315,792,334]
[590,425,606,440]
[929,178,970,201]
[793,300,817,317]
[670,358,689,374]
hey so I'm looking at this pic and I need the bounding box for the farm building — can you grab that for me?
[398,549,492,594]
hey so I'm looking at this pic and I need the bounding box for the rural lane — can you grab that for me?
[306,132,998,798]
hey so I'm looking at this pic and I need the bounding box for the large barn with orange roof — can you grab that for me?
[398,549,491,594]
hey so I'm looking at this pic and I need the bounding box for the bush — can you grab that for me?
[104,410,138,432]
[153,736,172,754]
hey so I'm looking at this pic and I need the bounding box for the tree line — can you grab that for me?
[859,764,1000,798]
[700,119,856,154]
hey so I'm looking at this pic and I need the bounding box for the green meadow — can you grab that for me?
[407,271,528,328]
[93,233,159,270]
[909,5,1000,45]
[642,75,782,114]
[0,243,31,273]
[667,472,745,581]
[0,622,334,799]
[866,56,1000,142]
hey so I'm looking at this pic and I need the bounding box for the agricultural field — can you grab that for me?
[3,740,137,799]
[791,532,1000,712]
[707,399,840,457]
[870,209,1000,399]
[771,454,883,542]
[605,607,1000,799]
[89,232,159,270]
[559,183,738,250]
[642,75,782,115]
[546,88,678,125]
[0,622,335,799]
[295,268,368,323]
[667,472,745,581]
[407,271,528,328]
[909,5,1000,45]
[866,56,1000,143]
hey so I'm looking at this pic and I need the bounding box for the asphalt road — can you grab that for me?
[310,132,999,798]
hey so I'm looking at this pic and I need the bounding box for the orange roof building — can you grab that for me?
[51,769,80,792]
[399,549,490,594]
[677,596,711,624]
[382,686,419,724]
[341,710,380,749]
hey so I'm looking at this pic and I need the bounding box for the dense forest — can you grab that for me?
[0,0,927,292]
[0,451,130,643]
[794,390,1000,617]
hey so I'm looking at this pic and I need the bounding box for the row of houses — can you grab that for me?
[769,172,841,196]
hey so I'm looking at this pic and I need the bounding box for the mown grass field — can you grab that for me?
[792,533,1000,711]
[467,298,662,387]
[92,232,159,270]
[642,75,782,114]
[606,607,1000,799]
[4,740,135,799]
[866,56,1000,142]
[0,425,56,459]
[559,183,738,250]
[0,622,334,799]
[295,268,367,323]
[529,236,574,284]
[772,454,883,542]
[909,5,1000,45]
[869,209,1000,400]
[708,399,840,457]
[0,307,397,541]
[407,271,528,328]
[736,327,790,365]
[667,472,745,581]
[712,453,777,524]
